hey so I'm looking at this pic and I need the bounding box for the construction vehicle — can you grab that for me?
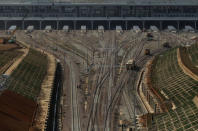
[8,29,16,43]
[126,59,136,70]
[0,28,16,44]
[8,36,16,43]
[147,33,153,41]
[144,49,150,55]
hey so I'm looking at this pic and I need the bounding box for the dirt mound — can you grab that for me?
[0,90,37,131]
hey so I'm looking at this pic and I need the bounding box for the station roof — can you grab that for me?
[0,0,198,5]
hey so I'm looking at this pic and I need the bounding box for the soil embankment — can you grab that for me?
[143,57,171,112]
[33,51,56,130]
[4,48,29,75]
[177,47,198,108]
[177,47,198,81]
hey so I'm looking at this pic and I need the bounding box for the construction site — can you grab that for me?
[0,0,198,131]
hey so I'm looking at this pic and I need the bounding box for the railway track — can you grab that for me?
[87,32,111,131]
[39,32,92,64]
[88,31,124,131]
[21,32,83,131]
[103,33,144,131]
[69,60,82,131]
[103,32,169,131]
[20,30,176,131]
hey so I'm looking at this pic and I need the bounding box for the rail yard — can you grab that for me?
[0,0,198,131]
[0,28,193,131]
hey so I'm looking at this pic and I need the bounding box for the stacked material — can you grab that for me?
[81,25,86,32]
[98,25,104,32]
[133,25,141,33]
[45,25,52,32]
[116,26,123,33]
[167,25,176,32]
[184,25,194,32]
[26,25,34,33]
[150,25,159,32]
[7,25,17,34]
[63,25,69,32]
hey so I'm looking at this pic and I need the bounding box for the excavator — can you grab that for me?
[7,29,16,43]
[0,29,16,44]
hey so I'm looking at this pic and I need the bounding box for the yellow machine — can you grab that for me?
[8,29,16,43]
[126,59,136,70]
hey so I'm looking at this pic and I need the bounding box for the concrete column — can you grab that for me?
[160,21,163,30]
[108,21,111,30]
[74,20,76,30]
[40,21,42,30]
[56,21,59,30]
[4,21,7,31]
[22,20,25,30]
[177,21,180,30]
[91,21,94,30]
[142,21,145,30]
[125,21,128,30]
